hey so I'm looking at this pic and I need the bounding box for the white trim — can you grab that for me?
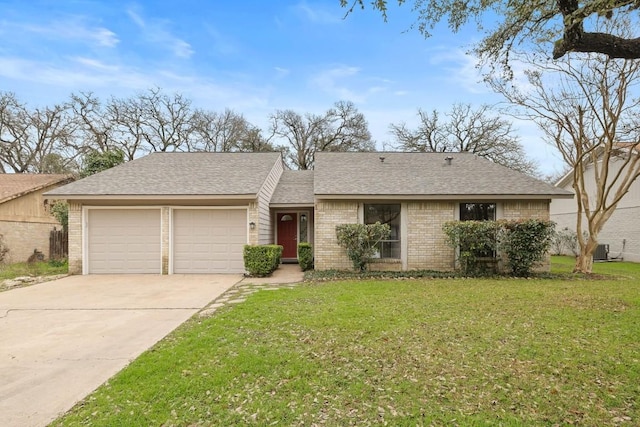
[49,194,257,201]
[401,203,408,270]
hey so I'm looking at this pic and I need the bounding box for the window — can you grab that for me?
[364,204,400,259]
[460,203,496,221]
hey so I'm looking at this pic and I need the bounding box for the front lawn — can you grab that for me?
[54,257,640,426]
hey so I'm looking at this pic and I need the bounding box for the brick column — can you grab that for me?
[67,201,83,274]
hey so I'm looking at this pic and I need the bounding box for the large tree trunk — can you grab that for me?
[574,236,598,274]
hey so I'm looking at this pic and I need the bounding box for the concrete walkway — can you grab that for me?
[0,274,242,427]
[198,263,306,317]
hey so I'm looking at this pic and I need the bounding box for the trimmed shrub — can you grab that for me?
[335,222,391,272]
[298,242,313,271]
[499,219,555,276]
[243,245,283,277]
[443,219,556,277]
[443,220,500,276]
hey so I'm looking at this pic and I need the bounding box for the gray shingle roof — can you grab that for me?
[314,152,573,198]
[271,170,315,205]
[46,152,281,197]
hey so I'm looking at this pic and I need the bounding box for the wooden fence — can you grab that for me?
[49,228,68,260]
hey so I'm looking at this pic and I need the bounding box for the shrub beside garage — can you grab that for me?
[243,245,283,276]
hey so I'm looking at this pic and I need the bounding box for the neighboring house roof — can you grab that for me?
[46,152,282,198]
[0,174,74,204]
[314,152,573,199]
[271,170,315,206]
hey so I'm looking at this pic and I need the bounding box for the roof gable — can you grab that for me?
[314,152,572,198]
[46,152,283,197]
[0,174,74,204]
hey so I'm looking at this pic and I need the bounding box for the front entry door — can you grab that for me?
[277,213,298,259]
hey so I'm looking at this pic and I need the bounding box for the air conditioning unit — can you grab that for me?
[593,244,609,261]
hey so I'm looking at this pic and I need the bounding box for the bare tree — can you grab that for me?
[270,100,374,169]
[488,18,640,274]
[188,108,274,152]
[106,88,193,160]
[391,103,538,175]
[0,92,77,173]
[68,92,114,154]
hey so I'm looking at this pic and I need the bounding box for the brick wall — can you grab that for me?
[68,201,82,274]
[406,202,456,271]
[502,200,550,220]
[0,221,59,263]
[248,202,259,245]
[314,201,358,270]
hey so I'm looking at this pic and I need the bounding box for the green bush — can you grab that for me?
[499,219,555,276]
[243,245,283,277]
[443,219,556,277]
[335,222,391,272]
[298,243,313,271]
[443,220,500,276]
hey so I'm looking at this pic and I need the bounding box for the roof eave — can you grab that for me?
[44,193,259,201]
[314,193,573,200]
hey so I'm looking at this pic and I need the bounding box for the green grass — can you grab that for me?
[53,257,640,426]
[0,259,68,281]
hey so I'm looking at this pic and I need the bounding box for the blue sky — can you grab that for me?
[0,0,563,174]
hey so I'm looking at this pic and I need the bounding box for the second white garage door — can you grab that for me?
[172,209,247,273]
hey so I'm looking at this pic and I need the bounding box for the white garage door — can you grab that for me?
[173,209,247,273]
[87,209,161,274]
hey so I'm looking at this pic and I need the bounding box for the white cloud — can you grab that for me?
[428,47,487,94]
[126,7,194,59]
[71,56,120,71]
[274,67,291,78]
[311,65,362,101]
[12,19,119,48]
[294,1,342,24]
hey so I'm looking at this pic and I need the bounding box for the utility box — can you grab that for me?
[593,244,609,261]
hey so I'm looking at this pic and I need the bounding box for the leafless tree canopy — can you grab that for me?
[0,88,287,174]
[270,100,374,170]
[0,92,77,173]
[390,103,539,176]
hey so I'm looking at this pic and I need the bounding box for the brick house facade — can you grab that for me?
[48,152,570,275]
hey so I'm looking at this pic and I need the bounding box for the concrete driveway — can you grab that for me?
[0,274,242,427]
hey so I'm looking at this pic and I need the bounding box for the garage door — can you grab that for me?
[87,209,161,274]
[173,209,247,273]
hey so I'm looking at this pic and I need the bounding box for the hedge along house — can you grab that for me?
[45,151,572,275]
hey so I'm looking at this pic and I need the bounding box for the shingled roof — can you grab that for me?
[314,152,573,198]
[46,152,282,198]
[271,170,315,206]
[0,174,74,204]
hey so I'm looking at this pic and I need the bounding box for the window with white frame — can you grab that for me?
[364,204,401,259]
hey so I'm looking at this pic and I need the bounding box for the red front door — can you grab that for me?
[277,213,298,259]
